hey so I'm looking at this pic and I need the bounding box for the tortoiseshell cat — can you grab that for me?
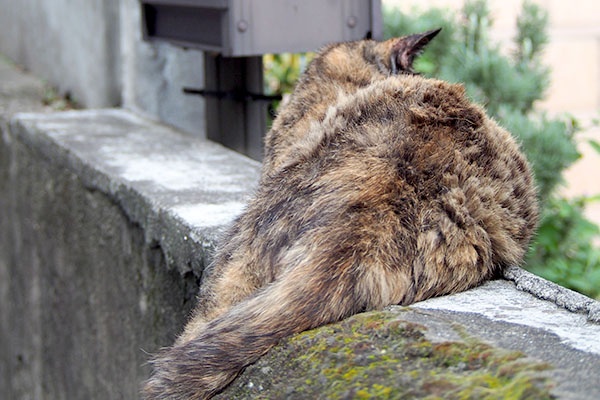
[144,29,538,399]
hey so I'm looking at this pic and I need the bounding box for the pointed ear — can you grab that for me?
[390,28,441,74]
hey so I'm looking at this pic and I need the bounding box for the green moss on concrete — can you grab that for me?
[216,310,554,399]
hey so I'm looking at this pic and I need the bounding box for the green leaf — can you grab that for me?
[588,139,600,155]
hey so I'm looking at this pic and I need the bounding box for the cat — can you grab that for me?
[143,29,539,400]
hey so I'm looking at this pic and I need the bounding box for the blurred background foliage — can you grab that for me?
[264,0,600,299]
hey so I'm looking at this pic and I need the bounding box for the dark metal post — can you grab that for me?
[203,54,266,160]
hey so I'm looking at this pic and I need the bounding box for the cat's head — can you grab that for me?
[312,29,441,84]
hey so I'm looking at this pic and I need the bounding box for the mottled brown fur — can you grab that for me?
[143,30,538,399]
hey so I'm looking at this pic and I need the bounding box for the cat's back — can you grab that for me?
[345,74,537,273]
[281,73,526,183]
[254,74,538,294]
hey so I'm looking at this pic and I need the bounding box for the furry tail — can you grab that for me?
[142,253,367,400]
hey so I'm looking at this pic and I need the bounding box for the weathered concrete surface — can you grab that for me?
[0,55,49,121]
[0,57,260,399]
[215,279,600,399]
[0,0,121,108]
[0,0,208,136]
[9,109,261,275]
[503,265,600,323]
[0,137,199,398]
[218,307,555,399]
[119,0,207,136]
[412,280,600,399]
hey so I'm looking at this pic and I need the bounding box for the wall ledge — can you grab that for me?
[9,109,261,276]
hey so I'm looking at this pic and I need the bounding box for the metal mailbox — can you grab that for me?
[141,0,382,56]
[140,0,382,160]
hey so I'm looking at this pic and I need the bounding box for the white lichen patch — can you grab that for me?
[172,202,245,228]
[106,155,245,193]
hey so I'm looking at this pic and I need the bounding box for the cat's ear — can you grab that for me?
[390,28,441,74]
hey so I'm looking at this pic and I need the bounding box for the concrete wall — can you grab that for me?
[0,0,207,136]
[0,0,121,108]
[118,0,207,136]
[0,58,259,398]
[0,138,196,398]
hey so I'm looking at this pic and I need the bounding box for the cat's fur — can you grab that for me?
[143,30,538,399]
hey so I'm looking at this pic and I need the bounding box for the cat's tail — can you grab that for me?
[142,247,392,400]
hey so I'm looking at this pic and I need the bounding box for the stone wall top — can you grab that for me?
[10,109,261,276]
